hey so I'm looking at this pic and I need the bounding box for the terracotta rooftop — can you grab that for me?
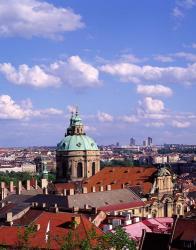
[0,210,104,249]
[98,200,145,212]
[83,166,157,194]
[55,166,157,194]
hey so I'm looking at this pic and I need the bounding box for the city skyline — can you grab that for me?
[0,0,196,146]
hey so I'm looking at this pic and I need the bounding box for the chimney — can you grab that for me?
[82,187,88,194]
[1,188,7,200]
[6,212,13,222]
[69,189,74,196]
[71,216,81,229]
[84,204,89,210]
[26,180,31,191]
[17,181,22,195]
[99,186,104,192]
[41,179,48,189]
[72,206,79,213]
[34,202,38,207]
[9,181,14,193]
[34,224,40,231]
[91,186,96,193]
[42,203,46,208]
[106,184,111,191]
[43,187,48,195]
[63,189,67,196]
[92,207,98,214]
[35,179,38,190]
[1,182,5,189]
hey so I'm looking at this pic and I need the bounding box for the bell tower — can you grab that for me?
[56,109,100,183]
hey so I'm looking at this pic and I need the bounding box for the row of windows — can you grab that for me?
[77,162,96,177]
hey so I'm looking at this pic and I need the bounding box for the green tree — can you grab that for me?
[104,226,136,250]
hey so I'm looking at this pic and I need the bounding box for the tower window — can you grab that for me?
[92,162,96,175]
[77,162,83,178]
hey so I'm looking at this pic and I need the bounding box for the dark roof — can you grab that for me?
[170,218,196,250]
[67,188,142,209]
[25,194,69,208]
[13,209,44,225]
[140,232,170,250]
[188,191,196,199]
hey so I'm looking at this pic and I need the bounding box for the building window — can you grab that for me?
[77,162,83,178]
[177,205,181,215]
[92,162,96,175]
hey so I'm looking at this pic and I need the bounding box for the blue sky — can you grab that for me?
[0,0,196,147]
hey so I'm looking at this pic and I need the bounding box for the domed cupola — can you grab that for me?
[56,109,100,182]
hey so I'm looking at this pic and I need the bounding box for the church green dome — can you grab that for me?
[57,135,99,151]
[57,109,99,152]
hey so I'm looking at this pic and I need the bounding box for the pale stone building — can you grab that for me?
[56,110,100,182]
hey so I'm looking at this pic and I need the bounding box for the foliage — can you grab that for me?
[101,159,134,168]
[17,225,36,250]
[105,226,136,250]
[0,171,55,186]
[58,226,136,250]
[0,171,32,185]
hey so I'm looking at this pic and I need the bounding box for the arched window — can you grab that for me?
[77,162,83,178]
[92,162,96,175]
[152,210,157,218]
[177,205,181,215]
[164,200,168,217]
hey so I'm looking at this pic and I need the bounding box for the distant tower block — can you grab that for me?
[56,109,100,182]
[130,137,136,146]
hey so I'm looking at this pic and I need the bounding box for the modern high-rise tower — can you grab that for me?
[130,137,136,146]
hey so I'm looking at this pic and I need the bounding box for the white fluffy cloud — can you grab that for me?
[100,62,196,85]
[139,97,165,114]
[0,95,31,119]
[120,115,139,123]
[0,56,100,88]
[0,95,63,120]
[172,120,191,128]
[97,111,113,122]
[0,63,61,87]
[50,56,100,88]
[0,0,84,39]
[137,84,173,97]
[175,52,196,62]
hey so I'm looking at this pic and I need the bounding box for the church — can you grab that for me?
[54,110,185,218]
[56,109,100,182]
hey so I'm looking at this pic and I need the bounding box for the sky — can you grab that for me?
[0,0,196,147]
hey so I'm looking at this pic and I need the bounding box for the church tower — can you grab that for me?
[56,110,100,182]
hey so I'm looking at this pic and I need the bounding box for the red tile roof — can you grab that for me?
[55,166,157,194]
[83,166,157,194]
[0,211,104,249]
[98,201,145,212]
